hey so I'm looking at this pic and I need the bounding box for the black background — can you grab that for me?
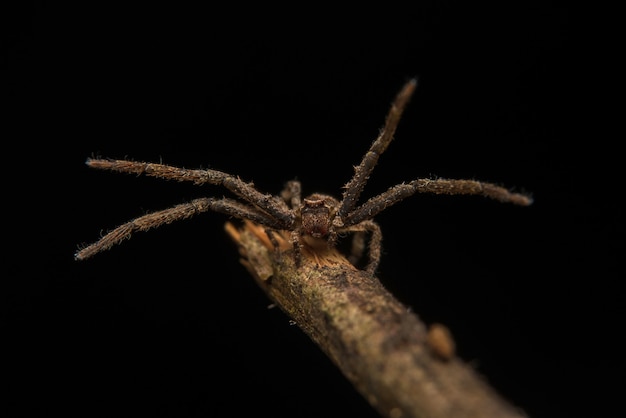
[7,2,622,418]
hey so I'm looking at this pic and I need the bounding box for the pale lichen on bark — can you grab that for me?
[225,220,528,418]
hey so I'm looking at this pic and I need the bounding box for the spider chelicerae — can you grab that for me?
[75,79,532,273]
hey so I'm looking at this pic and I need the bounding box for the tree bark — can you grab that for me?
[226,221,528,418]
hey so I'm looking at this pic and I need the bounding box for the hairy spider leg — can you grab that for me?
[337,78,418,221]
[75,197,284,260]
[344,178,532,228]
[85,159,295,228]
[340,221,383,274]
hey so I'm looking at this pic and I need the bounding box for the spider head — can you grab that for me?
[301,195,338,238]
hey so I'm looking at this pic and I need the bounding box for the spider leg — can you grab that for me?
[338,78,417,220]
[85,158,295,227]
[341,221,382,274]
[344,178,533,227]
[75,197,287,260]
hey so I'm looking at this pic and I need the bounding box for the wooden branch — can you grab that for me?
[225,221,528,418]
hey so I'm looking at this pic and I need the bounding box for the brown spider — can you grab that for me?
[75,79,532,273]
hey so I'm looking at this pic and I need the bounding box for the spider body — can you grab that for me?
[76,79,532,273]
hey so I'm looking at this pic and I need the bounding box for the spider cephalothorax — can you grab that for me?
[76,79,532,273]
[300,195,338,239]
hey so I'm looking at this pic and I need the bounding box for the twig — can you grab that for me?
[225,221,528,418]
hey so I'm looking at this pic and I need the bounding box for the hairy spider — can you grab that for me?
[75,79,532,273]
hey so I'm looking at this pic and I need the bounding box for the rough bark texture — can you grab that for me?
[226,221,528,418]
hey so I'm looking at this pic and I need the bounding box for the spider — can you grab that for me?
[75,78,532,273]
